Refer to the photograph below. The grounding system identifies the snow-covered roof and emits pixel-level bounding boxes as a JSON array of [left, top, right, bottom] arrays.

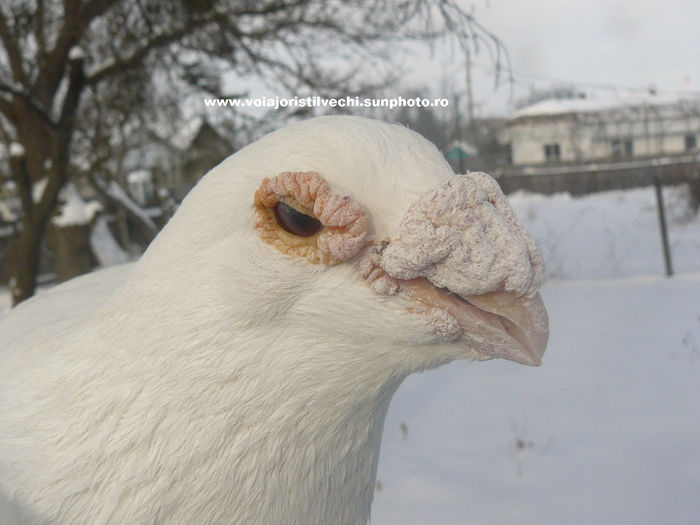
[[508, 93, 700, 120], [52, 184, 102, 227]]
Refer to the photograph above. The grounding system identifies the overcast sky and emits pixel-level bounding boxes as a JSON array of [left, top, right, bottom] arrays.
[[402, 0, 700, 116]]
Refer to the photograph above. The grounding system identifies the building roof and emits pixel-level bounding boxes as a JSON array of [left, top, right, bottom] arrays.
[[508, 93, 700, 121]]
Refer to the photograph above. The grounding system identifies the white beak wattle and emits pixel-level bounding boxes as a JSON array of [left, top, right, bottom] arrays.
[[374, 172, 549, 365]]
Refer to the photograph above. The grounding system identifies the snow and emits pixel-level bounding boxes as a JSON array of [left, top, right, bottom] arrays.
[[0, 287, 8, 316], [9, 142, 25, 157], [52, 184, 101, 227], [509, 93, 699, 120], [171, 116, 204, 150], [91, 176, 158, 234], [86, 57, 115, 79], [126, 170, 152, 185], [105, 180, 158, 232], [0, 200, 17, 222], [127, 170, 154, 206], [68, 46, 85, 61], [31, 177, 48, 203], [509, 186, 700, 279], [107, 180, 156, 231], [1, 186, 699, 522], [373, 274, 700, 524], [90, 216, 130, 267], [50, 185, 130, 265]]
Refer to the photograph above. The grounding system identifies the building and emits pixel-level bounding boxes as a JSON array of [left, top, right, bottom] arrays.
[[122, 118, 234, 201], [500, 95, 700, 166], [0, 119, 235, 285]]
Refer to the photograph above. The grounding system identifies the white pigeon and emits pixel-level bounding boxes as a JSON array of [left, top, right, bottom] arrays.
[[0, 116, 548, 524]]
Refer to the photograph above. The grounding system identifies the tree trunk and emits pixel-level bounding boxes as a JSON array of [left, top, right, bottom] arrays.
[[8, 221, 42, 306], [5, 56, 85, 306], [48, 222, 94, 282]]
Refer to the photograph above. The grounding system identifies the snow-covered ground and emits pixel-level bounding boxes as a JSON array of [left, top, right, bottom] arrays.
[[1, 186, 699, 523], [370, 184, 700, 524], [374, 274, 700, 524], [370, 186, 700, 524]]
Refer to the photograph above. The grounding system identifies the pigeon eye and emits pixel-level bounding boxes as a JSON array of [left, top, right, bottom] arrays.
[[274, 202, 323, 237], [254, 171, 368, 264]]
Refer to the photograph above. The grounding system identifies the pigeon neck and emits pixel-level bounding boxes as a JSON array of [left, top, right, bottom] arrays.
[[93, 291, 404, 523], [240, 376, 400, 523], [153, 360, 403, 523]]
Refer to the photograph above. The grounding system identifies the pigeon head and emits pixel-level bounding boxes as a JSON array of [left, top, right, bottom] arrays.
[[132, 116, 548, 378]]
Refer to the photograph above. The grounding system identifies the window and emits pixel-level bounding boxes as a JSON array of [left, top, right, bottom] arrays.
[[611, 139, 633, 158], [685, 134, 697, 151], [544, 143, 561, 163]]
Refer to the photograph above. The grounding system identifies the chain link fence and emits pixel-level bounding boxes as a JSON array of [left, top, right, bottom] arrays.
[[497, 167, 700, 280]]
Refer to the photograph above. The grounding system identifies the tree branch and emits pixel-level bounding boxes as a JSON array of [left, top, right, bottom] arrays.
[[80, 0, 121, 28], [58, 59, 85, 129], [88, 172, 158, 240], [0, 91, 13, 118], [52, 57, 86, 179], [0, 8, 26, 83], [36, 0, 47, 58], [86, 19, 213, 84], [85, 1, 310, 86], [0, 82, 57, 127], [31, 168, 64, 230], [9, 151, 33, 215], [34, 0, 119, 105]]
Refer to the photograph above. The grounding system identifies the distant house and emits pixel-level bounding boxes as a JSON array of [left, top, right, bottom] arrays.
[[0, 194, 19, 284], [123, 119, 234, 201], [499, 95, 700, 166], [180, 121, 232, 198], [0, 119, 235, 285]]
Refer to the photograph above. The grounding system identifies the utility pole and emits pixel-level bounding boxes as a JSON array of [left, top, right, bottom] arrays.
[[653, 173, 674, 276], [453, 93, 465, 173], [465, 46, 475, 145]]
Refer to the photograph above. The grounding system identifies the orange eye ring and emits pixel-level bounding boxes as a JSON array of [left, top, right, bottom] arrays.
[[254, 171, 368, 264]]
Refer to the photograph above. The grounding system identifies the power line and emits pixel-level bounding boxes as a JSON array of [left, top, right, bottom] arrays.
[[469, 56, 700, 97], [505, 67, 700, 97]]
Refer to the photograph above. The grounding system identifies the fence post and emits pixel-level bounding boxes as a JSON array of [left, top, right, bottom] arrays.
[[653, 174, 674, 276]]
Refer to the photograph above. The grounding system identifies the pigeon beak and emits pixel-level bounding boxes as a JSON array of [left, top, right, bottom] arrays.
[[398, 280, 549, 366], [464, 291, 549, 366]]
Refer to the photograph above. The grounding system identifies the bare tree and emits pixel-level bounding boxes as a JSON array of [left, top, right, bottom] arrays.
[[0, 0, 505, 306]]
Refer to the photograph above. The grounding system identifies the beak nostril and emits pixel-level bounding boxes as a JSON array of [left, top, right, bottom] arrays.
[[372, 240, 389, 255]]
